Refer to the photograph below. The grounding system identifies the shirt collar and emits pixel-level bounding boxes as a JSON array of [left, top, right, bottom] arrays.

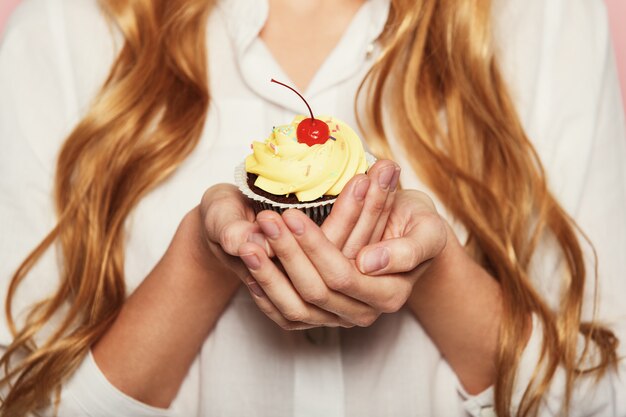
[[217, 0, 390, 63], [217, 0, 391, 111], [216, 0, 269, 55]]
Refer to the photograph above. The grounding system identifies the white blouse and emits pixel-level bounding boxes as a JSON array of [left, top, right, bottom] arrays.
[[1, 0, 625, 416]]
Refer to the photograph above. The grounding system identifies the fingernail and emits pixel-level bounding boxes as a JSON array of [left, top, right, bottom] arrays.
[[353, 177, 370, 201], [258, 219, 280, 239], [361, 247, 390, 273], [378, 166, 396, 190], [240, 253, 261, 270], [248, 233, 271, 255], [389, 167, 401, 192], [247, 280, 266, 298], [283, 214, 304, 236]]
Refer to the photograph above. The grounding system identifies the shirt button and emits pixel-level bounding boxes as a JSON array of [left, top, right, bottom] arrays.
[[304, 327, 328, 346], [479, 406, 496, 417]]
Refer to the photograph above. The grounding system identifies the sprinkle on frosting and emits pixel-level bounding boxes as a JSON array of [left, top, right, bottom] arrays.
[[245, 115, 368, 202]]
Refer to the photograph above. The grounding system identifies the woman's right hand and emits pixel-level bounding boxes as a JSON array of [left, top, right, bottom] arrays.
[[198, 183, 264, 283]]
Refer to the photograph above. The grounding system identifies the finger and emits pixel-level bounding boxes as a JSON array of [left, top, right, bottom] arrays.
[[207, 240, 251, 279], [341, 161, 400, 259], [238, 241, 349, 327], [206, 202, 272, 258], [201, 183, 255, 224], [281, 209, 410, 316], [320, 174, 370, 247], [216, 220, 263, 256], [368, 166, 400, 244], [258, 210, 377, 325], [356, 212, 447, 276], [243, 277, 327, 331], [202, 185, 264, 256], [215, 244, 316, 330], [246, 231, 274, 258]]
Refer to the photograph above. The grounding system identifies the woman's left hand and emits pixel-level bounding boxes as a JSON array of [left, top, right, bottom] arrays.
[[238, 187, 448, 329]]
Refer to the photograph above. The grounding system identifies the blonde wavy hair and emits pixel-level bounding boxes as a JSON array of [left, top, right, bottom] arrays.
[[0, 0, 618, 416]]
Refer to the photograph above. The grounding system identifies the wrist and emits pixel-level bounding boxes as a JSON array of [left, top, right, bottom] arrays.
[[410, 220, 500, 310], [163, 206, 241, 297], [407, 221, 502, 393]]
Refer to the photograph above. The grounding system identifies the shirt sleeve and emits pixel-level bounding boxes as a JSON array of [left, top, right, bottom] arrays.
[[57, 352, 174, 417], [459, 317, 626, 417], [459, 0, 626, 415], [0, 1, 173, 416]]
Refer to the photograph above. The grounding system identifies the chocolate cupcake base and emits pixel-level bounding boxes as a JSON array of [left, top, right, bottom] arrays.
[[234, 153, 376, 226], [234, 163, 337, 226], [248, 199, 334, 226]]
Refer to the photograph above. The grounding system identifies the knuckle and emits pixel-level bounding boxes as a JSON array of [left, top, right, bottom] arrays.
[[326, 272, 353, 292], [270, 249, 296, 268], [302, 286, 330, 307], [283, 308, 308, 323], [252, 272, 272, 288], [279, 320, 296, 331], [368, 198, 387, 214], [342, 243, 362, 260], [256, 301, 276, 317], [300, 238, 323, 257], [381, 201, 392, 217], [354, 311, 380, 327], [276, 247, 297, 263], [219, 224, 240, 255], [202, 185, 229, 211], [379, 291, 407, 314]]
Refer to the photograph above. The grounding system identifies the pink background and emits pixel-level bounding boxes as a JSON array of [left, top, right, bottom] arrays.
[[1, 0, 625, 110]]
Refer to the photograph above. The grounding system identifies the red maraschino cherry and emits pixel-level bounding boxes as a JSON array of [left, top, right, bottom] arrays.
[[271, 78, 330, 146]]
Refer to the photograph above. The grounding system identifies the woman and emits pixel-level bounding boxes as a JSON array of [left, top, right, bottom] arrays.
[[1, 0, 625, 416]]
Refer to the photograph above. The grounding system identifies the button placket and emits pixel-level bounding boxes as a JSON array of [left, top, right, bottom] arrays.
[[293, 327, 344, 416]]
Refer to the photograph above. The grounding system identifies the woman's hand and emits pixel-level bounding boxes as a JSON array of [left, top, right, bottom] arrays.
[[195, 164, 401, 302], [320, 160, 400, 258], [207, 169, 501, 393], [235, 160, 400, 329], [198, 183, 268, 285], [352, 189, 448, 277], [237, 162, 451, 330], [349, 188, 503, 395]]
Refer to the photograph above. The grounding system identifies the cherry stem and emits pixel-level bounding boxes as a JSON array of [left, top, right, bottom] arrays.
[[271, 78, 315, 120]]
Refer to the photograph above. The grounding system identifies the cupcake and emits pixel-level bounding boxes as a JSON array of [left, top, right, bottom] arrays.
[[235, 114, 372, 225]]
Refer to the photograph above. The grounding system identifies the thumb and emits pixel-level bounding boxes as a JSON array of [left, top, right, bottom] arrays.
[[215, 219, 261, 256], [356, 217, 447, 275]]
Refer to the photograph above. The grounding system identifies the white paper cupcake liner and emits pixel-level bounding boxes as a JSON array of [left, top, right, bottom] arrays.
[[234, 153, 377, 225]]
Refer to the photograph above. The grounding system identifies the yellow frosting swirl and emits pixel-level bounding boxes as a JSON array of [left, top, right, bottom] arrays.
[[245, 116, 368, 202]]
